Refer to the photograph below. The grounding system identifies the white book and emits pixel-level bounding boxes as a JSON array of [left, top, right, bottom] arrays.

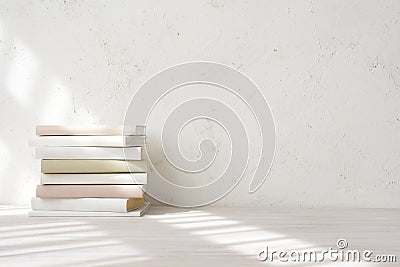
[[36, 125, 146, 136], [31, 198, 145, 213], [29, 202, 150, 217], [41, 173, 147, 184], [29, 136, 145, 147], [35, 147, 141, 160]]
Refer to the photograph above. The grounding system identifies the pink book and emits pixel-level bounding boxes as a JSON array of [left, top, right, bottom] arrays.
[[36, 185, 144, 198]]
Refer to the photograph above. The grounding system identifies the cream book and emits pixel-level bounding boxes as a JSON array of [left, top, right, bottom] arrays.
[[29, 202, 151, 217], [31, 197, 144, 213], [29, 135, 146, 147], [41, 160, 147, 173], [35, 147, 141, 160], [41, 173, 147, 184], [36, 185, 144, 198], [36, 125, 146, 136]]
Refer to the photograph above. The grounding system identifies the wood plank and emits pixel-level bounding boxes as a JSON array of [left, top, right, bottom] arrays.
[[0, 206, 398, 266]]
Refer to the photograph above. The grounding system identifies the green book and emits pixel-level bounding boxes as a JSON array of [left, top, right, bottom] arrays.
[[41, 160, 147, 173]]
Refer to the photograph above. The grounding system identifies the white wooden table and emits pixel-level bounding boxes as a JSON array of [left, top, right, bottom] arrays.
[[0, 205, 399, 266]]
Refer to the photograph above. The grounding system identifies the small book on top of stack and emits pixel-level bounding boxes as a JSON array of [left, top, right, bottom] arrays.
[[29, 125, 150, 217]]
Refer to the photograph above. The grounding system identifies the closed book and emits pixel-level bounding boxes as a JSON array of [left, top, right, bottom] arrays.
[[31, 197, 144, 212], [36, 185, 144, 198], [29, 202, 150, 217], [41, 160, 147, 173], [35, 147, 141, 160], [41, 173, 147, 184], [36, 125, 146, 136], [29, 135, 145, 147]]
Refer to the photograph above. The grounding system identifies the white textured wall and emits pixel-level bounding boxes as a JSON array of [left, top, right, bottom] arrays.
[[0, 0, 399, 207]]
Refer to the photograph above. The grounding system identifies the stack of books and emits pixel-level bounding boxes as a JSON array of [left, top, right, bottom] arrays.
[[29, 125, 150, 217]]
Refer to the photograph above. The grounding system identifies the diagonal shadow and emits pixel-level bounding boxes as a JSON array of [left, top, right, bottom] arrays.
[[1, 205, 394, 266]]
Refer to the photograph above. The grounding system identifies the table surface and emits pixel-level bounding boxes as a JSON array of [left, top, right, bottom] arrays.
[[0, 205, 399, 266]]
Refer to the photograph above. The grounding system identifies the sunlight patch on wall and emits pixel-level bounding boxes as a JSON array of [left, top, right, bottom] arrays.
[[6, 41, 38, 105], [0, 138, 8, 173], [0, 138, 10, 201], [39, 80, 72, 123], [12, 168, 37, 205]]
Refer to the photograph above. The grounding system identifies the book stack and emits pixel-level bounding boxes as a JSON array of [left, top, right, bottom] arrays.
[[29, 125, 150, 217]]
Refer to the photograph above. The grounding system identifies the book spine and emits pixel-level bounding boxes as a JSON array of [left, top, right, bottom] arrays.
[[41, 173, 147, 184], [28, 203, 150, 217], [29, 136, 145, 147], [36, 185, 144, 198], [36, 125, 146, 136], [31, 198, 128, 212], [41, 160, 147, 173], [35, 147, 141, 160]]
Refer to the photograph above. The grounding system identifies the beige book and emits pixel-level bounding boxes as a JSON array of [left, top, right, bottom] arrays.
[[36, 185, 144, 198], [31, 197, 144, 212], [41, 160, 147, 173], [29, 202, 150, 217], [36, 125, 146, 136]]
